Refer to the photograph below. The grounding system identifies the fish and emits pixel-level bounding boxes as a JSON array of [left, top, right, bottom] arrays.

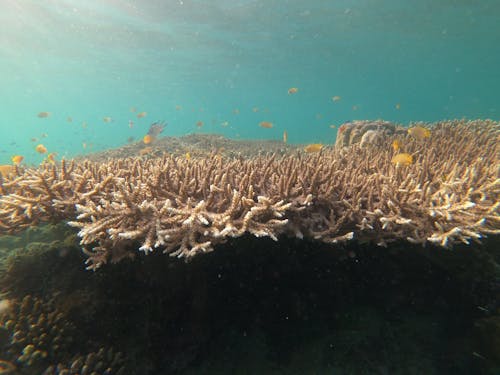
[[82, 142, 87, 149], [175, 105, 182, 111], [37, 111, 50, 118], [130, 106, 137, 112], [329, 124, 336, 129], [252, 107, 259, 113], [408, 126, 431, 140], [221, 121, 230, 127], [137, 111, 147, 118], [395, 103, 401, 110], [391, 153, 413, 166], [259, 121, 273, 129], [147, 121, 166, 137], [143, 134, 153, 144], [283, 130, 288, 143], [35, 144, 47, 154], [288, 87, 299, 94], [11, 155, 23, 164], [196, 121, 204, 128], [233, 108, 240, 115], [67, 116, 73, 123], [127, 136, 135, 143], [128, 120, 134, 128], [40, 133, 48, 138], [46, 152, 57, 164], [392, 139, 401, 152], [30, 137, 38, 142], [103, 116, 112, 123], [332, 96, 341, 102], [0, 165, 14, 178], [304, 144, 323, 153], [352, 105, 358, 111], [82, 122, 88, 129], [186, 152, 191, 160]]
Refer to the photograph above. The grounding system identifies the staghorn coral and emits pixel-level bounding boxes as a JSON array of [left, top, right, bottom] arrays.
[[0, 120, 498, 269]]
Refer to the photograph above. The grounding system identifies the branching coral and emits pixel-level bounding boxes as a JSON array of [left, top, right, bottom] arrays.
[[0, 120, 498, 269]]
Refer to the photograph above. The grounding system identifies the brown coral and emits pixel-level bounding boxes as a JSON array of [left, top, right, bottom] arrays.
[[0, 120, 498, 269]]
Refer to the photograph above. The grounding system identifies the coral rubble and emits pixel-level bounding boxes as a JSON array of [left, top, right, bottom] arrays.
[[0, 119, 498, 269]]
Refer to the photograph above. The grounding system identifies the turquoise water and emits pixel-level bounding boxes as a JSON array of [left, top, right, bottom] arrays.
[[1, 0, 499, 164]]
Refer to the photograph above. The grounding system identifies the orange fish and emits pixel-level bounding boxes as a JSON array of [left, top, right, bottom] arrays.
[[392, 139, 401, 152], [137, 111, 147, 118], [283, 130, 288, 143], [143, 134, 153, 144], [37, 111, 50, 118], [391, 153, 413, 166], [196, 121, 204, 128], [35, 144, 47, 154], [288, 87, 299, 95], [259, 121, 273, 129], [332, 96, 341, 102], [304, 144, 323, 153], [11, 155, 24, 164]]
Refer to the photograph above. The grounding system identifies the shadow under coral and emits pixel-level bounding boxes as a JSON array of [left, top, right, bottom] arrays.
[[1, 225, 499, 375]]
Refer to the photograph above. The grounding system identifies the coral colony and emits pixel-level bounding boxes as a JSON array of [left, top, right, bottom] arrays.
[[0, 120, 498, 270]]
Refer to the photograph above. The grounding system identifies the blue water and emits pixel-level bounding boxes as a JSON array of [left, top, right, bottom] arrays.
[[1, 0, 499, 165]]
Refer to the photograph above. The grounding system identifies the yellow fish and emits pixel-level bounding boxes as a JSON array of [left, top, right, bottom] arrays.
[[143, 134, 153, 144], [304, 143, 323, 153], [259, 121, 273, 129], [391, 153, 413, 166], [288, 87, 299, 95], [392, 139, 401, 152], [37, 111, 50, 118], [35, 144, 47, 154], [11, 155, 24, 164], [408, 126, 431, 140], [332, 96, 341, 102], [186, 152, 191, 160], [283, 130, 288, 143]]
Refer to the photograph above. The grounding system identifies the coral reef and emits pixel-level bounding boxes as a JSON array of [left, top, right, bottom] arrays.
[[0, 119, 498, 269]]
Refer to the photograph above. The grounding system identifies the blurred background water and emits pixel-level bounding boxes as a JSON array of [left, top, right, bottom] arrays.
[[1, 0, 499, 165]]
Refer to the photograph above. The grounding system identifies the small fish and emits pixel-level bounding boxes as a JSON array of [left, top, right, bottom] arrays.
[[147, 121, 166, 137], [127, 136, 135, 143], [103, 116, 112, 123], [395, 103, 401, 110], [37, 111, 50, 118], [329, 124, 336, 129], [221, 121, 229, 127], [81, 122, 88, 129], [352, 105, 358, 111], [196, 121, 204, 128], [252, 107, 259, 113], [332, 96, 341, 102], [288, 87, 299, 95], [128, 120, 134, 129], [391, 153, 413, 166], [46, 152, 57, 164], [259, 121, 273, 129], [186, 152, 191, 160], [283, 130, 288, 143], [315, 113, 323, 120], [408, 126, 431, 140], [35, 144, 47, 154], [143, 134, 153, 144], [175, 105, 182, 111], [304, 143, 323, 153], [130, 106, 137, 112], [30, 137, 38, 142], [137, 111, 147, 119], [11, 155, 24, 164], [392, 139, 401, 152], [67, 116, 73, 123], [82, 142, 87, 149], [40, 133, 48, 138], [233, 108, 240, 115]]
